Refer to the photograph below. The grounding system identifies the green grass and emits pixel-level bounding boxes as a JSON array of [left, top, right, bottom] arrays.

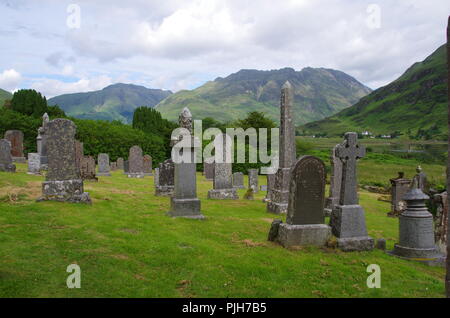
[[0, 163, 446, 298]]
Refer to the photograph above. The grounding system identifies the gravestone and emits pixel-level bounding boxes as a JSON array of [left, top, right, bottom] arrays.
[[433, 191, 448, 255], [154, 167, 160, 187], [128, 146, 144, 178], [270, 156, 331, 247], [324, 145, 343, 216], [411, 165, 429, 193], [143, 154, 153, 176], [155, 159, 175, 196], [168, 107, 204, 219], [232, 172, 245, 189], [203, 158, 214, 180], [330, 132, 374, 251], [267, 81, 296, 214], [0, 139, 16, 172], [110, 162, 117, 171], [81, 156, 98, 182], [208, 133, 238, 200], [117, 157, 124, 170], [263, 173, 275, 203], [74, 140, 84, 176], [243, 187, 254, 200], [248, 169, 259, 193], [4, 130, 26, 163], [27, 153, 41, 175], [124, 160, 129, 173], [97, 153, 111, 176], [37, 118, 91, 204], [388, 172, 411, 217], [37, 113, 49, 169], [389, 186, 444, 265]]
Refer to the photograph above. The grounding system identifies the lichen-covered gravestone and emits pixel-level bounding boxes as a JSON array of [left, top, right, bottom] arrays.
[[143, 154, 153, 176], [248, 169, 259, 193], [117, 157, 124, 170], [37, 118, 91, 204], [269, 156, 331, 247], [0, 139, 16, 172], [207, 133, 238, 200], [324, 145, 342, 216], [81, 156, 98, 182], [155, 159, 175, 196], [127, 146, 144, 178], [388, 172, 411, 217], [27, 153, 41, 175], [433, 191, 448, 255], [97, 153, 111, 176], [232, 172, 245, 189], [330, 132, 373, 251], [4, 130, 26, 163]]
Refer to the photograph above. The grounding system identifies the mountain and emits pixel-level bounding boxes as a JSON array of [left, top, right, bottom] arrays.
[[301, 44, 448, 139], [48, 83, 173, 123], [0, 88, 12, 107], [155, 67, 372, 125]]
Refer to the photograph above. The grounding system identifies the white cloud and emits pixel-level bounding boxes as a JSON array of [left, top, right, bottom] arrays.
[[0, 69, 22, 92]]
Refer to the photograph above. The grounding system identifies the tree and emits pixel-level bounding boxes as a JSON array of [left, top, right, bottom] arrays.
[[11, 89, 47, 117]]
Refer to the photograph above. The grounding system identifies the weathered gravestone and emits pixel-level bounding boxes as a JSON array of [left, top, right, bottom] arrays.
[[208, 133, 238, 200], [203, 158, 214, 181], [324, 145, 342, 217], [124, 160, 129, 174], [27, 153, 41, 175], [128, 146, 144, 178], [232, 172, 245, 189], [168, 107, 204, 219], [248, 169, 259, 193], [117, 157, 124, 170], [389, 185, 444, 265], [269, 156, 331, 247], [330, 132, 374, 251], [155, 159, 174, 196], [263, 173, 276, 203], [143, 154, 153, 176], [74, 140, 84, 176], [80, 156, 98, 182], [433, 191, 448, 255], [37, 113, 49, 170], [97, 153, 111, 176], [0, 139, 16, 172], [110, 162, 117, 171], [388, 172, 411, 217], [4, 130, 26, 163], [411, 165, 429, 193], [267, 81, 296, 214], [154, 167, 160, 187], [37, 118, 91, 204]]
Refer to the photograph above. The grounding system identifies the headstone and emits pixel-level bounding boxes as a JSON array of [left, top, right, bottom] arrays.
[[248, 169, 259, 193], [154, 167, 160, 187], [128, 146, 144, 178], [97, 153, 111, 176], [4, 130, 26, 163], [37, 113, 49, 169], [388, 172, 411, 217], [124, 160, 129, 173], [389, 186, 444, 265], [74, 140, 84, 176], [330, 132, 374, 251], [324, 145, 343, 216], [110, 162, 117, 171], [155, 159, 175, 196], [203, 158, 214, 180], [117, 157, 124, 170], [27, 153, 41, 175], [168, 107, 204, 219], [271, 156, 331, 247], [434, 192, 448, 255], [243, 187, 254, 200], [263, 173, 275, 203], [267, 81, 296, 214], [0, 139, 16, 172], [143, 154, 153, 176], [37, 118, 91, 204], [411, 165, 429, 193], [208, 133, 238, 200], [376, 238, 387, 251], [232, 172, 245, 189], [80, 156, 98, 182]]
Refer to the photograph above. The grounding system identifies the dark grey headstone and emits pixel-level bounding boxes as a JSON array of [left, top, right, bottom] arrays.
[[268, 219, 283, 241], [203, 158, 214, 180], [124, 160, 129, 173], [81, 156, 97, 181], [325, 144, 343, 216], [128, 145, 144, 178], [0, 139, 16, 172], [155, 159, 175, 196], [117, 157, 124, 170], [143, 154, 153, 176]]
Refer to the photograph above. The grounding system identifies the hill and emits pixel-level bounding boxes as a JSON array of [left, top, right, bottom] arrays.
[[301, 44, 448, 139], [155, 67, 371, 125], [48, 83, 172, 123], [0, 88, 12, 107]]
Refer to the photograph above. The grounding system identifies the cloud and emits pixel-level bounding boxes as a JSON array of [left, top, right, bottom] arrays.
[[0, 69, 22, 92]]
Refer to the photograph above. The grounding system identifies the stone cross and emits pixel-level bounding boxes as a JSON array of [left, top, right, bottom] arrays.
[[335, 132, 365, 205]]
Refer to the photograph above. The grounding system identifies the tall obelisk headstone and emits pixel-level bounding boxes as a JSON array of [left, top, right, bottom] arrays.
[[37, 118, 91, 204], [330, 132, 373, 251], [446, 15, 450, 298], [168, 108, 204, 219], [267, 81, 296, 214]]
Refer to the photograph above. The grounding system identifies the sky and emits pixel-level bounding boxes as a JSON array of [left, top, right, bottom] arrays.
[[0, 0, 449, 98]]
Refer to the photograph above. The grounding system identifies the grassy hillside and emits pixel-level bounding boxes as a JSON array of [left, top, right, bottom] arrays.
[[301, 45, 448, 138], [0, 88, 12, 107], [0, 162, 446, 297], [156, 67, 372, 126], [48, 83, 172, 124]]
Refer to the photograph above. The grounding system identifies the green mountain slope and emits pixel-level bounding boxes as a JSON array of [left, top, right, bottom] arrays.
[[301, 44, 448, 138], [0, 88, 12, 107], [48, 83, 172, 123], [155, 67, 372, 125]]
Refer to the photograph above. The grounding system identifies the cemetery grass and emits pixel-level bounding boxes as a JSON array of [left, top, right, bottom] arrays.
[[0, 164, 445, 298]]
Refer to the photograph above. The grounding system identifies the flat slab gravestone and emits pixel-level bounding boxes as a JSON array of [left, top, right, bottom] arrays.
[[128, 146, 144, 178], [155, 159, 175, 196], [81, 156, 98, 182], [232, 172, 245, 189], [143, 154, 153, 176], [203, 159, 214, 180], [117, 157, 124, 170], [27, 153, 41, 175], [97, 153, 111, 176]]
